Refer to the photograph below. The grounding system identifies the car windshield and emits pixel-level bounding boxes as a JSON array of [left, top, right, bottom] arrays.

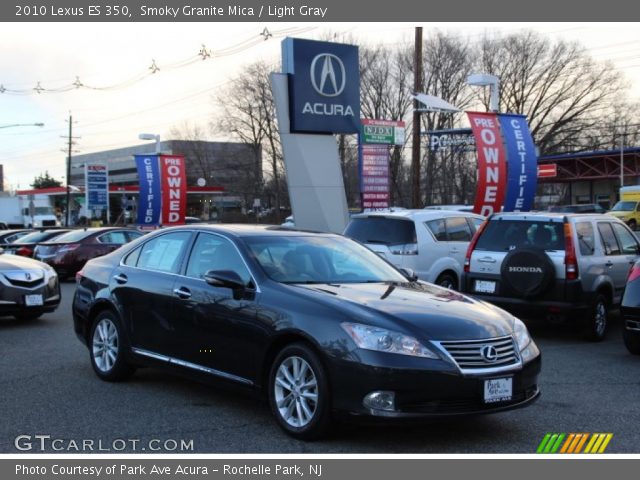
[[243, 235, 408, 284], [475, 220, 565, 252], [611, 201, 637, 211], [344, 217, 416, 245]]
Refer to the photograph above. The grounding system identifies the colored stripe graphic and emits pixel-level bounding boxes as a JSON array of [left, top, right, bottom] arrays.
[[537, 433, 613, 453]]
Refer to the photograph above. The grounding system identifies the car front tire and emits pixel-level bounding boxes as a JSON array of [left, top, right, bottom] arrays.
[[268, 342, 331, 440], [89, 310, 135, 381]]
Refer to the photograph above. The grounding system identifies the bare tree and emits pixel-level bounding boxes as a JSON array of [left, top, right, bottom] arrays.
[[215, 61, 285, 222]]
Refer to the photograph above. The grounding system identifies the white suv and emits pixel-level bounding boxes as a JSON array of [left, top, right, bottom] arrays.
[[344, 210, 484, 290]]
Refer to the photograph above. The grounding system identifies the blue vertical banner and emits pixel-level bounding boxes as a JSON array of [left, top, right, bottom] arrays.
[[134, 154, 161, 226], [85, 162, 109, 218], [499, 114, 538, 212]]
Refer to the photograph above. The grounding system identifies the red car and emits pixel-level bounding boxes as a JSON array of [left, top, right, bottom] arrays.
[[34, 228, 143, 278]]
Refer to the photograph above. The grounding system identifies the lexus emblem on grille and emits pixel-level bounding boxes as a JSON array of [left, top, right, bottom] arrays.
[[480, 345, 498, 363], [24, 272, 31, 281]]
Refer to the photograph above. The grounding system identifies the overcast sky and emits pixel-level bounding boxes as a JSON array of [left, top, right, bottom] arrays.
[[1, 22, 639, 190]]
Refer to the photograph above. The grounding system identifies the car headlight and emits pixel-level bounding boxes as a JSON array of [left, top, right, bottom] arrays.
[[513, 318, 539, 362], [341, 322, 439, 359]]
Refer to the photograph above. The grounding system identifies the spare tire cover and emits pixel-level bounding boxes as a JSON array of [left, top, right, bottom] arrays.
[[500, 248, 555, 298]]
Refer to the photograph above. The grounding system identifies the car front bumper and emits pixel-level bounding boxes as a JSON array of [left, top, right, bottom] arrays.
[[326, 350, 541, 418]]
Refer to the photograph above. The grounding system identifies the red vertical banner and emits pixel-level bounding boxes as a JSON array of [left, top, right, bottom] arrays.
[[160, 155, 187, 225], [467, 112, 507, 216]]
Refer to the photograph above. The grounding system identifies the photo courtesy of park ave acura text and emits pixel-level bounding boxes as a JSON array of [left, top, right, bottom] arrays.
[[2, 16, 640, 455]]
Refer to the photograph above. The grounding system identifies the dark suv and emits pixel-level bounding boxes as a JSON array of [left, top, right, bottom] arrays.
[[462, 212, 640, 341]]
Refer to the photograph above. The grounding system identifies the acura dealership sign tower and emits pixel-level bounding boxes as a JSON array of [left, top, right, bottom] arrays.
[[271, 38, 360, 233]]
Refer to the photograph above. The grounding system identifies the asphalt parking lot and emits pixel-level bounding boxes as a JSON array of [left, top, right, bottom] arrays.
[[1, 281, 639, 453]]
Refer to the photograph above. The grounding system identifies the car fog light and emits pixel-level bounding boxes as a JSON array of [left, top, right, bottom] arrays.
[[363, 391, 396, 412]]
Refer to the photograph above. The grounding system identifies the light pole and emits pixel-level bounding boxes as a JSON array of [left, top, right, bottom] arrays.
[[0, 122, 44, 129], [467, 73, 500, 112], [138, 133, 161, 154]]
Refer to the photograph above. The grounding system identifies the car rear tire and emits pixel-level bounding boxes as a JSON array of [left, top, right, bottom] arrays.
[[268, 342, 331, 440], [435, 272, 458, 290], [583, 294, 609, 342], [89, 311, 135, 381], [623, 328, 640, 354]]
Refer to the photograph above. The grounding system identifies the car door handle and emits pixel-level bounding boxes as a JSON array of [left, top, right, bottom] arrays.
[[113, 273, 128, 284], [173, 287, 192, 299], [478, 257, 497, 263], [450, 248, 460, 253], [605, 261, 613, 268]]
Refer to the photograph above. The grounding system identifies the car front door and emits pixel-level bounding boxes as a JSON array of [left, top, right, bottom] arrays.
[[168, 232, 262, 382], [110, 231, 193, 355]]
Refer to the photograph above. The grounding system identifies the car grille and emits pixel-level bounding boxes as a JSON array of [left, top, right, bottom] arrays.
[[436, 336, 519, 371], [624, 313, 640, 332], [2, 270, 45, 288], [42, 220, 56, 227]]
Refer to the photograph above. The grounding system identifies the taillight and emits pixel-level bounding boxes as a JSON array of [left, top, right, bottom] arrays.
[[628, 263, 640, 283], [464, 219, 489, 273], [564, 221, 579, 280], [16, 246, 33, 257], [59, 243, 80, 253], [390, 243, 419, 255]]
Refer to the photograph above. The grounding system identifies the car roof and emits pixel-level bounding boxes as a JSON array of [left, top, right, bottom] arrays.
[[157, 224, 340, 238], [351, 209, 484, 221], [490, 211, 616, 222]]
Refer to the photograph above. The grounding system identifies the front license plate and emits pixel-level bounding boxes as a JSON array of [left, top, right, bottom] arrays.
[[475, 280, 496, 294], [25, 294, 43, 306], [484, 377, 513, 403]]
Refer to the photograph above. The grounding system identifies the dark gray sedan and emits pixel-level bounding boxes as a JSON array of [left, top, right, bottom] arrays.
[[0, 249, 60, 321]]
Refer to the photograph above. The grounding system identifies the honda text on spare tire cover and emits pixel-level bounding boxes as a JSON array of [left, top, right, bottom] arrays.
[[462, 212, 640, 341]]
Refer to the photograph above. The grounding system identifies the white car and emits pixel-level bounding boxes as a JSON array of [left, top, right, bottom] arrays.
[[344, 209, 484, 290]]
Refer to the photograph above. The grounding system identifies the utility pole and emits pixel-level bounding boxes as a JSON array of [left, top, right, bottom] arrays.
[[62, 114, 80, 227], [411, 26, 423, 209]]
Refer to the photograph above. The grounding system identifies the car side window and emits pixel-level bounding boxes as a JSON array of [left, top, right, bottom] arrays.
[[136, 232, 191, 273], [612, 223, 640, 255], [445, 217, 473, 242], [126, 231, 143, 242], [597, 223, 621, 256], [467, 217, 483, 232], [185, 233, 252, 285], [636, 203, 640, 212], [575, 222, 595, 256], [98, 231, 128, 245], [123, 246, 141, 266], [425, 219, 447, 242]]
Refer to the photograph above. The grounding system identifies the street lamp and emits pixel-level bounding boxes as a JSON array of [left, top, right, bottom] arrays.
[[0, 123, 44, 129], [467, 73, 500, 112], [138, 133, 161, 154]]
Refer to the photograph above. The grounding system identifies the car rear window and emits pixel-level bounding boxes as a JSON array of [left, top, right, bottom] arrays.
[[475, 220, 565, 252], [344, 217, 417, 245]]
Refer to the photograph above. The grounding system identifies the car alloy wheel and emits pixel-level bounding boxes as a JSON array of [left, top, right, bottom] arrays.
[[269, 343, 331, 439], [584, 294, 608, 342], [92, 317, 118, 373], [274, 356, 318, 428], [89, 311, 135, 381], [436, 273, 457, 290]]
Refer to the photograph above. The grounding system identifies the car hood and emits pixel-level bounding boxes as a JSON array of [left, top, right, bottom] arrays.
[[290, 282, 515, 341], [0, 253, 48, 271]]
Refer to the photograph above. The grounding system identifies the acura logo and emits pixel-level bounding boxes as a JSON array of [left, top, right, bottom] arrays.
[[480, 345, 498, 363], [310, 53, 346, 97]]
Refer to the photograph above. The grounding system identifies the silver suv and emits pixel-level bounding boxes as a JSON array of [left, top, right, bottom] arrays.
[[462, 212, 640, 341]]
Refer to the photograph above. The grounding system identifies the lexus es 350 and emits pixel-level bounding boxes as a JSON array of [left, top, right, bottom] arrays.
[[73, 225, 541, 439]]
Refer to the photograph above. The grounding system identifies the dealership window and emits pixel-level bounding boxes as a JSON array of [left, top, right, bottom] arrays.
[[597, 223, 621, 256], [575, 222, 595, 256]]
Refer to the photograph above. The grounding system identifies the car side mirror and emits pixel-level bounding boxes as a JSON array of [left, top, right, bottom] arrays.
[[204, 270, 246, 297], [399, 268, 418, 282]]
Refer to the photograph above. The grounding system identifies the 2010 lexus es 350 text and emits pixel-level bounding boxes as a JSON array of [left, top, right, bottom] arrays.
[[73, 225, 541, 439]]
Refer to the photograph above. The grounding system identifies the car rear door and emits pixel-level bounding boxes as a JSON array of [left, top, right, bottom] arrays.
[[110, 231, 193, 355], [443, 216, 475, 266], [597, 222, 632, 302]]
